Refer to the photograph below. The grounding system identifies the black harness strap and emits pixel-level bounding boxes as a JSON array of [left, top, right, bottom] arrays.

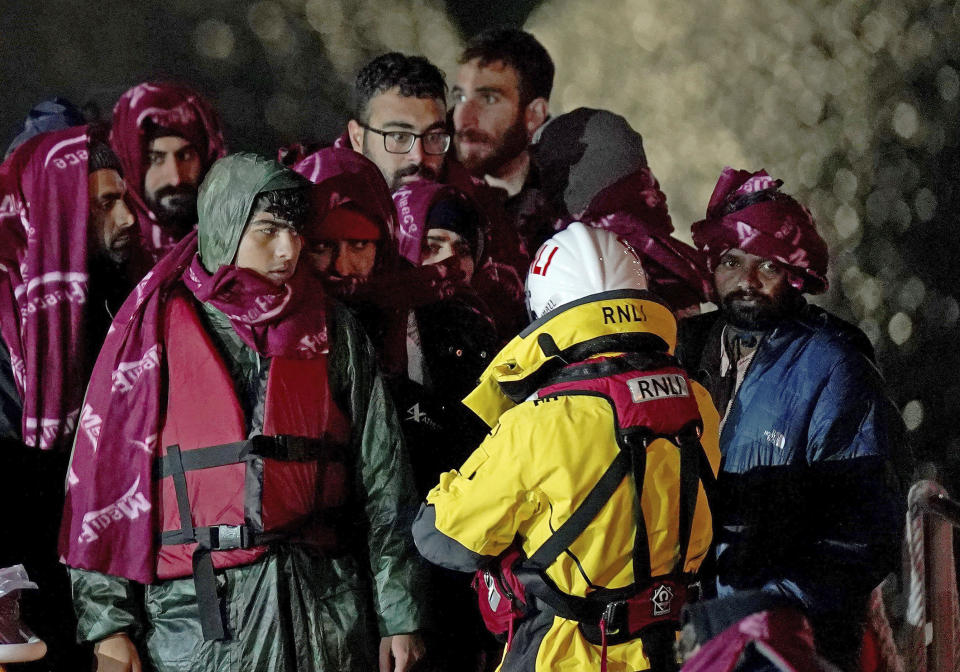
[[155, 440, 252, 479], [154, 435, 330, 480], [624, 429, 652, 582], [513, 394, 714, 661], [191, 546, 224, 640], [525, 450, 630, 570], [165, 445, 195, 544]]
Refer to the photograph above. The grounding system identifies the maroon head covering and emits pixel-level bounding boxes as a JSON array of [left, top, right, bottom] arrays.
[[292, 146, 400, 276], [0, 126, 94, 450], [691, 168, 829, 295], [392, 181, 484, 266], [110, 82, 226, 261]]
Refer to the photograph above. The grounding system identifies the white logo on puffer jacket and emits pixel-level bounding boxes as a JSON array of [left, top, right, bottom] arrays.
[[764, 429, 786, 451]]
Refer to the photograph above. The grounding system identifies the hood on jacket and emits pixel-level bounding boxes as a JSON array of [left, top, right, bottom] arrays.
[[531, 107, 711, 311], [463, 289, 677, 427], [196, 152, 310, 272], [292, 146, 401, 277], [532, 107, 648, 220]]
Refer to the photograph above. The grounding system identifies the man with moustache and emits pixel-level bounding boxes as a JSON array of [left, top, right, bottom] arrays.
[[675, 168, 907, 670], [110, 81, 226, 263], [346, 53, 450, 192], [0, 127, 138, 670], [452, 28, 559, 256]]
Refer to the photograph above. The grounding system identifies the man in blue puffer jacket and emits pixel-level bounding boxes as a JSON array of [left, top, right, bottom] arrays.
[[676, 167, 908, 671]]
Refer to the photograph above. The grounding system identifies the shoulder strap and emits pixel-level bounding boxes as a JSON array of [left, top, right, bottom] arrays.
[[523, 409, 713, 584], [525, 448, 631, 570]]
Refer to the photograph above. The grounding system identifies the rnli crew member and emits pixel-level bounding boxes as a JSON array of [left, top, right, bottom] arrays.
[[414, 222, 721, 671], [60, 153, 426, 672]]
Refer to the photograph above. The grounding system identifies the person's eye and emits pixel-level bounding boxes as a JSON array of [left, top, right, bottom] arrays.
[[178, 147, 198, 162], [387, 132, 411, 144], [759, 261, 782, 275], [483, 94, 497, 105], [258, 226, 277, 236], [720, 256, 738, 268], [452, 92, 466, 104], [312, 241, 332, 253], [148, 153, 164, 166], [349, 241, 370, 251]]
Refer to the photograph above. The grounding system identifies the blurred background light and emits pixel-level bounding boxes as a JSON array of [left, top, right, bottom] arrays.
[[903, 400, 924, 431]]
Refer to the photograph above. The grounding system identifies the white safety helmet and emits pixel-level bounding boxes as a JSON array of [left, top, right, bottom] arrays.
[[525, 222, 648, 321]]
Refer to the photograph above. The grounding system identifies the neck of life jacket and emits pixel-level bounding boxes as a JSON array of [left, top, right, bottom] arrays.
[[154, 289, 351, 640]]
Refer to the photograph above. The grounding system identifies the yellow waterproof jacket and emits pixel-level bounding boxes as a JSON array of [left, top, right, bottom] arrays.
[[413, 291, 720, 672]]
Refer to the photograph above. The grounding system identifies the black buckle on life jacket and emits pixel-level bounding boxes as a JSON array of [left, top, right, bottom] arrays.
[[602, 600, 626, 635]]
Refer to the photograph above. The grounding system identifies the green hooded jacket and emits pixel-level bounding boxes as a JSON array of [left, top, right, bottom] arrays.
[[70, 154, 426, 671]]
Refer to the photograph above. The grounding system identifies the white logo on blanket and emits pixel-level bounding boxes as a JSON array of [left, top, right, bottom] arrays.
[[78, 476, 151, 544], [112, 345, 161, 393], [79, 404, 102, 449]]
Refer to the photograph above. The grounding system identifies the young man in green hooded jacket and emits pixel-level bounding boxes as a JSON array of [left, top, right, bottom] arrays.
[[61, 153, 426, 671]]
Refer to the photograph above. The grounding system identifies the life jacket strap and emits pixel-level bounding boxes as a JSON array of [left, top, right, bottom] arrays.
[[154, 435, 334, 480], [156, 436, 331, 641]]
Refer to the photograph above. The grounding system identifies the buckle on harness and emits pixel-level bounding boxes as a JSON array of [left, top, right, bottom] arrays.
[[205, 525, 247, 550], [602, 600, 625, 635]]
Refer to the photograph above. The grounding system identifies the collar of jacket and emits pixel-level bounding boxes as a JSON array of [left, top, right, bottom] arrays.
[[463, 289, 676, 427]]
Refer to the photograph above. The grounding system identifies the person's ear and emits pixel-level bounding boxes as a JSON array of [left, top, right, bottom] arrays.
[[347, 120, 364, 153], [524, 98, 549, 140]]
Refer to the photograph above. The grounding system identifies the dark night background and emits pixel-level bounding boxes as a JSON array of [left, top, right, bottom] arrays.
[[2, 0, 958, 487]]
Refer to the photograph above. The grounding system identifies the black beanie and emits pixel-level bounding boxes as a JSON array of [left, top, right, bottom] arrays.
[[426, 194, 484, 263]]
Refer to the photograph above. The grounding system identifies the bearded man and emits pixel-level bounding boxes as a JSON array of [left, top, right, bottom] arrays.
[[345, 53, 450, 192], [110, 81, 226, 262], [675, 168, 908, 671], [452, 28, 558, 257]]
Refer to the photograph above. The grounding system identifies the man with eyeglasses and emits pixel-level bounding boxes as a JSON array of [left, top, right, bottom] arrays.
[[347, 53, 450, 192]]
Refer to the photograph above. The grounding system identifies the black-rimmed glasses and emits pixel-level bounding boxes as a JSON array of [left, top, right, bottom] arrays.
[[359, 123, 451, 155]]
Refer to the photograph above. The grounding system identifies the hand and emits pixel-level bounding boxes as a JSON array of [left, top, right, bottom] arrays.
[[93, 632, 142, 672], [379, 633, 425, 672]]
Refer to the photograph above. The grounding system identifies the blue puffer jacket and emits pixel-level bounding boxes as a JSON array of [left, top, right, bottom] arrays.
[[677, 305, 908, 665]]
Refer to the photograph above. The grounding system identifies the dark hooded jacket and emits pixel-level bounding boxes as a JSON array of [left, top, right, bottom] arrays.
[[390, 180, 498, 496], [532, 107, 712, 314], [68, 153, 425, 671]]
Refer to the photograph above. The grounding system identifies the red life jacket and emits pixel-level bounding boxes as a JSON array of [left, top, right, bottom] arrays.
[[154, 290, 351, 639]]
